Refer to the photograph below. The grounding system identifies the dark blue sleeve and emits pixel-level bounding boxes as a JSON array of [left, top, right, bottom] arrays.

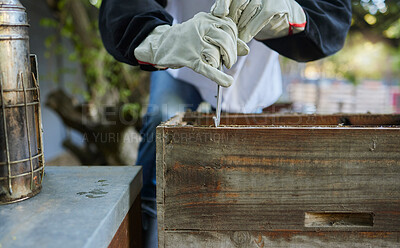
[[262, 0, 352, 62], [99, 0, 173, 69], [99, 0, 352, 66]]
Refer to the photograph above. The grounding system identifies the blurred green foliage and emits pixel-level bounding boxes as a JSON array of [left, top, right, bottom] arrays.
[[352, 0, 400, 45], [297, 0, 400, 84], [43, 0, 148, 123]]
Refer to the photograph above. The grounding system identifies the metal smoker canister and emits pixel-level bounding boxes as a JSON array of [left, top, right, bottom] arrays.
[[0, 0, 44, 204]]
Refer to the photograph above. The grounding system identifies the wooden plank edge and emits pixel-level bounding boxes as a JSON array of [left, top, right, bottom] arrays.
[[156, 126, 166, 248], [163, 230, 400, 247]]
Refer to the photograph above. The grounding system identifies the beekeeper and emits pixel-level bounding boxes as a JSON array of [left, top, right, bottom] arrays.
[[99, 0, 352, 247]]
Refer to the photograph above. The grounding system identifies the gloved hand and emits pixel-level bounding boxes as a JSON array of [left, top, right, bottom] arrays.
[[134, 12, 249, 87], [211, 0, 307, 43]]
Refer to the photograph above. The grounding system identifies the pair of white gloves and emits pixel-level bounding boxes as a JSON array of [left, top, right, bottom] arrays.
[[134, 0, 307, 87]]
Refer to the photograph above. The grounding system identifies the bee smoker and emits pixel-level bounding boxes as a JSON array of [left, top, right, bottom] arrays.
[[0, 0, 45, 204]]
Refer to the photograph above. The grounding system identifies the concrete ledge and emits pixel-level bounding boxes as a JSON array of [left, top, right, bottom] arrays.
[[0, 165, 142, 248]]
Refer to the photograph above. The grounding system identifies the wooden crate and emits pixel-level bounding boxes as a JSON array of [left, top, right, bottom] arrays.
[[156, 113, 400, 247]]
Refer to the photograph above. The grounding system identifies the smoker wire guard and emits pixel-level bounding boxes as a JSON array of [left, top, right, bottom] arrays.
[[0, 55, 45, 204]]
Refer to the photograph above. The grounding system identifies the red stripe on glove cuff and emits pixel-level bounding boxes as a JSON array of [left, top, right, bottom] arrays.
[[137, 60, 168, 70], [137, 60, 157, 66], [288, 21, 307, 36]]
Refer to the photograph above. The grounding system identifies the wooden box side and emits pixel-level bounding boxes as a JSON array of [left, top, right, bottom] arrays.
[[160, 126, 400, 231], [157, 113, 400, 247]]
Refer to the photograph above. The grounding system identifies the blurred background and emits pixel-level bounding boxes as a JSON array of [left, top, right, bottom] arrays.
[[21, 0, 400, 165]]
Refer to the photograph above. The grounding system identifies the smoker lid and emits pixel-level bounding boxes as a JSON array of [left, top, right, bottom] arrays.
[[0, 0, 24, 8], [0, 0, 27, 26]]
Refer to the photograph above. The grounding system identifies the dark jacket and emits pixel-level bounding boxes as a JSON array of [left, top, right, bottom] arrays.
[[99, 0, 352, 70]]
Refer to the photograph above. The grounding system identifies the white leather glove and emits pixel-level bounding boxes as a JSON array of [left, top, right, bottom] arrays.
[[211, 0, 307, 43], [134, 12, 249, 87]]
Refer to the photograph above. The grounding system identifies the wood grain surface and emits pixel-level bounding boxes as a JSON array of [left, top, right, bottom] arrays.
[[157, 114, 400, 247], [183, 113, 400, 127], [163, 231, 400, 248], [108, 196, 142, 248]]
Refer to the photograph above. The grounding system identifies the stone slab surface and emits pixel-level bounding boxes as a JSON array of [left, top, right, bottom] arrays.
[[0, 166, 142, 248]]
